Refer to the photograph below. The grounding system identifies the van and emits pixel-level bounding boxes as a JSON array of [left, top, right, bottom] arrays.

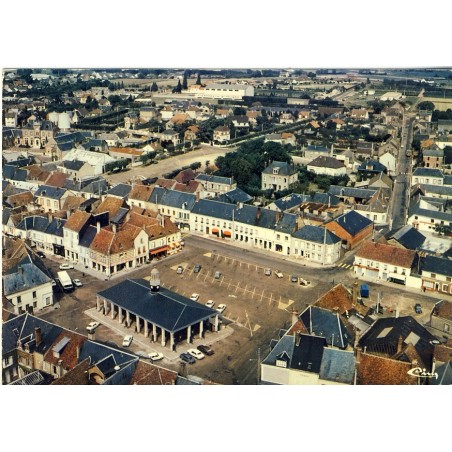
[[214, 271, 221, 279]]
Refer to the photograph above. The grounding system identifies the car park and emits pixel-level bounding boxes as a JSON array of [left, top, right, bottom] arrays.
[[216, 304, 226, 314], [72, 278, 83, 287], [414, 303, 422, 314], [190, 293, 200, 301], [59, 263, 74, 270], [122, 335, 133, 347], [187, 348, 205, 360], [265, 268, 272, 276], [205, 300, 215, 308], [176, 265, 184, 274], [180, 352, 195, 364], [194, 264, 202, 273], [86, 321, 100, 333], [197, 344, 214, 356]]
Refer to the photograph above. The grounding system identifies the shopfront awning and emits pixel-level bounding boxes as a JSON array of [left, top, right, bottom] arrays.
[[212, 228, 219, 234], [223, 231, 231, 237], [150, 245, 170, 255]]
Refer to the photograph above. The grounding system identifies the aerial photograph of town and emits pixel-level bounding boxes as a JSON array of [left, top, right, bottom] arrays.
[[3, 65, 451, 387]]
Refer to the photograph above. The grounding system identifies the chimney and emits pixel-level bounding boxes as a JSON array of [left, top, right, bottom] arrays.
[[18, 265, 23, 275], [48, 212, 53, 222], [291, 308, 299, 325], [397, 335, 404, 354], [112, 223, 117, 233], [256, 207, 261, 222], [96, 221, 100, 233], [179, 361, 187, 378], [35, 327, 42, 346], [196, 191, 200, 202], [76, 344, 81, 360], [352, 280, 360, 304]]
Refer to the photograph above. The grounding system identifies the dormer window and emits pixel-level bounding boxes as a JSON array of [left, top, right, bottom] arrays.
[[273, 167, 280, 175]]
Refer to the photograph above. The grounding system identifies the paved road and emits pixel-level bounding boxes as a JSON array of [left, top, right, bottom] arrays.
[[389, 114, 415, 232], [106, 144, 235, 184]]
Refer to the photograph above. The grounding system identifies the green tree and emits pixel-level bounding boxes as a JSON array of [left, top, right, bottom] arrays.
[[173, 80, 182, 93], [444, 146, 452, 165], [196, 73, 202, 85], [182, 72, 188, 90], [418, 101, 435, 111], [151, 82, 158, 92]]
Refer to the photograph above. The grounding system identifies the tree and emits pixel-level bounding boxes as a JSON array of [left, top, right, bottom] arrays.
[[233, 107, 247, 116], [182, 72, 188, 90], [196, 73, 202, 85], [190, 161, 201, 171], [151, 82, 158, 92], [173, 80, 182, 94], [444, 146, 452, 165], [418, 101, 435, 111]]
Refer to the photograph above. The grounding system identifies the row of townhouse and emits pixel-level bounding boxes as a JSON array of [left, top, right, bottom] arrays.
[[353, 240, 452, 296]]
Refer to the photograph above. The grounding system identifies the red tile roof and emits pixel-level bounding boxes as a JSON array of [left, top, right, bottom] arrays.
[[314, 283, 368, 316], [129, 185, 153, 202], [46, 172, 68, 188], [356, 241, 416, 268], [64, 211, 91, 232], [358, 353, 416, 385], [44, 330, 86, 372], [94, 196, 126, 220], [129, 361, 177, 385]]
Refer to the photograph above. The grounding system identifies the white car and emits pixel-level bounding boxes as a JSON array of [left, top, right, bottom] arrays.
[[86, 321, 100, 333], [190, 293, 200, 301], [122, 335, 133, 347], [216, 304, 226, 314], [72, 278, 83, 287], [148, 352, 164, 362], [205, 300, 215, 308], [59, 263, 74, 270], [187, 348, 205, 360]]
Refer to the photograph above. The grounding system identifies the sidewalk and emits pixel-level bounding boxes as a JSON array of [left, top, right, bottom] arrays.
[[85, 306, 234, 363]]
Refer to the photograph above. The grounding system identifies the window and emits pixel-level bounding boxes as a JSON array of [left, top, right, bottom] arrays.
[[445, 323, 450, 333], [431, 273, 436, 278], [32, 291, 37, 298], [17, 296, 22, 304], [447, 277, 451, 283]]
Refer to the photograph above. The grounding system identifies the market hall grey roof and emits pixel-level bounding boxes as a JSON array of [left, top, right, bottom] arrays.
[[97, 279, 217, 332], [292, 225, 341, 245]]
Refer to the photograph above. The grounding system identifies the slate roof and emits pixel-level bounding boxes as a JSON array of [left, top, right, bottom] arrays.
[[412, 167, 444, 178], [390, 225, 426, 250], [63, 160, 85, 171], [107, 183, 132, 199], [308, 155, 345, 169], [299, 306, 353, 348], [34, 185, 67, 200], [3, 254, 53, 296], [432, 362, 452, 385], [416, 184, 452, 196], [409, 203, 452, 222], [357, 241, 416, 268], [423, 148, 444, 157], [16, 215, 50, 233], [261, 161, 297, 176], [45, 218, 66, 237], [421, 255, 452, 278], [311, 192, 341, 206], [328, 185, 377, 200], [271, 193, 310, 211], [79, 225, 98, 248], [327, 210, 373, 236], [215, 187, 253, 205], [318, 348, 355, 384], [97, 279, 217, 332], [358, 159, 387, 173], [79, 340, 137, 368], [292, 225, 341, 245], [150, 187, 197, 210], [195, 174, 235, 186], [290, 334, 327, 373], [358, 316, 436, 369]]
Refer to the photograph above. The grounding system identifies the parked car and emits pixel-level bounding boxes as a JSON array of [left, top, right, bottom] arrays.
[[72, 278, 83, 287], [205, 300, 215, 308], [265, 268, 272, 276], [122, 335, 133, 347], [148, 352, 164, 362], [291, 274, 298, 283], [36, 251, 45, 258], [194, 264, 202, 273], [190, 293, 200, 301], [275, 270, 283, 278], [197, 344, 214, 356], [59, 263, 74, 270], [187, 348, 205, 360], [86, 321, 100, 333], [414, 303, 422, 314], [214, 271, 221, 279], [180, 352, 195, 364], [176, 265, 183, 274], [216, 304, 226, 314]]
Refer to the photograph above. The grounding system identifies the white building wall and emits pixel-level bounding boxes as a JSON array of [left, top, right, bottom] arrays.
[[6, 282, 53, 315]]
